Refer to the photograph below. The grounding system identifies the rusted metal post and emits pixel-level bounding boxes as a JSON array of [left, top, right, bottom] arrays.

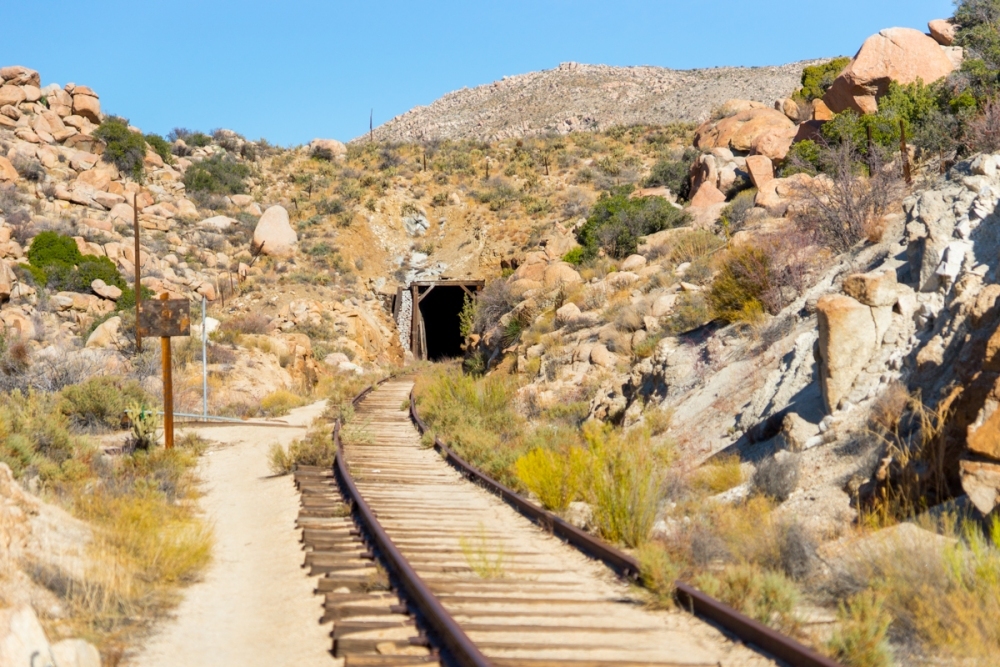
[[160, 293, 174, 449], [900, 119, 912, 185], [133, 192, 142, 350]]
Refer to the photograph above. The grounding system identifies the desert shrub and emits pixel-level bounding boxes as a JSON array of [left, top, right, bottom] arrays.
[[718, 188, 757, 235], [414, 363, 528, 486], [470, 279, 518, 335], [94, 117, 147, 181], [709, 244, 774, 323], [792, 141, 903, 252], [642, 148, 698, 199], [182, 154, 250, 195], [562, 247, 585, 265], [781, 139, 823, 176], [779, 521, 817, 580], [694, 564, 799, 631], [59, 376, 148, 432], [270, 425, 334, 472], [260, 389, 307, 417], [827, 591, 893, 667], [663, 292, 711, 334], [476, 178, 519, 211], [955, 0, 1000, 100], [643, 405, 672, 435], [792, 57, 851, 102], [13, 154, 45, 181], [27, 230, 81, 267], [638, 542, 682, 608], [584, 421, 668, 547], [145, 133, 174, 164], [576, 186, 689, 259], [0, 389, 89, 481], [514, 446, 587, 511], [752, 454, 801, 502], [967, 96, 1000, 153], [691, 454, 743, 494]]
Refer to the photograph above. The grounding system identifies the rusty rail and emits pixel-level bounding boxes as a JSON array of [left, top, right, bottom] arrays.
[[332, 377, 491, 667], [409, 389, 842, 667]]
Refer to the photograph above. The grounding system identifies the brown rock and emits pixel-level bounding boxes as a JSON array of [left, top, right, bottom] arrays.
[[21, 84, 41, 103], [961, 458, 1000, 514], [715, 99, 768, 118], [72, 93, 101, 123], [843, 270, 898, 307], [689, 181, 727, 208], [928, 19, 957, 46], [695, 107, 793, 151], [816, 294, 878, 413], [91, 279, 122, 301], [0, 66, 39, 86], [777, 98, 801, 122], [590, 343, 616, 368], [745, 155, 774, 188], [811, 99, 835, 121], [823, 28, 957, 115], [0, 157, 17, 182], [76, 168, 113, 191], [0, 85, 25, 107]]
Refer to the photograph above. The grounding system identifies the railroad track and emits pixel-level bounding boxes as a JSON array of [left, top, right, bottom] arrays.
[[294, 378, 840, 667]]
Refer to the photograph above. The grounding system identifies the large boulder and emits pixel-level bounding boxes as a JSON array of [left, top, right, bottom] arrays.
[[542, 262, 582, 288], [816, 295, 879, 413], [309, 139, 347, 160], [928, 19, 957, 46], [71, 91, 101, 123], [823, 28, 957, 115], [86, 316, 122, 349], [0, 606, 56, 667], [0, 66, 40, 86], [0, 85, 26, 108], [695, 107, 795, 153], [252, 205, 297, 257]]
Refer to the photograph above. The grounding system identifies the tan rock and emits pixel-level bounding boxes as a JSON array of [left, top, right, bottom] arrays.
[[0, 157, 18, 182], [86, 316, 122, 348], [745, 155, 774, 188], [555, 302, 581, 326], [50, 638, 101, 667], [543, 262, 583, 288], [196, 281, 217, 301], [72, 93, 101, 123], [252, 205, 297, 257], [928, 19, 956, 46], [70, 151, 99, 171], [0, 85, 26, 107], [176, 198, 198, 218], [0, 259, 14, 302], [21, 84, 41, 103], [961, 458, 1000, 514], [812, 99, 835, 121], [0, 606, 53, 667], [651, 293, 677, 317], [0, 104, 19, 120], [715, 99, 768, 118], [76, 168, 113, 191], [81, 217, 114, 233], [816, 294, 879, 413], [14, 128, 40, 144], [0, 309, 35, 339], [620, 254, 647, 272], [109, 203, 134, 223], [695, 107, 794, 153], [91, 279, 122, 300], [231, 194, 253, 207], [690, 181, 727, 208], [843, 269, 898, 307], [0, 66, 39, 86], [309, 138, 348, 160], [823, 28, 957, 115], [777, 98, 801, 122], [752, 125, 797, 161], [590, 343, 616, 368]]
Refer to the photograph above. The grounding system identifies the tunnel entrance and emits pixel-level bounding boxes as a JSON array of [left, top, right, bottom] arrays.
[[394, 280, 484, 361]]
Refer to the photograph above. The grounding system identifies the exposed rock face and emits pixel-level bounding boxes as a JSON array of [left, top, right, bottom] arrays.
[[842, 270, 899, 307], [252, 205, 297, 257], [745, 155, 774, 188], [0, 66, 40, 86], [816, 295, 880, 413], [71, 90, 101, 123], [694, 107, 795, 154], [823, 28, 957, 114], [86, 316, 122, 348]]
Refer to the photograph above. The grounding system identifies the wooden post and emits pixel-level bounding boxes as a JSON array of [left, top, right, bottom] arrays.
[[133, 192, 142, 350], [160, 293, 174, 449], [900, 119, 912, 185], [410, 284, 419, 356]]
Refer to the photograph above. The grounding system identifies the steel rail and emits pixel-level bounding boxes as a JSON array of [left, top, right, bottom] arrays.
[[409, 389, 842, 667], [332, 377, 492, 667]]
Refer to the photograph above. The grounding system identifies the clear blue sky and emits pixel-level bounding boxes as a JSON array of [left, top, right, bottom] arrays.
[[3, 1, 954, 145]]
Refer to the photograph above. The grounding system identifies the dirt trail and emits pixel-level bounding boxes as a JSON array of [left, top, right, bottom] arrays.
[[129, 402, 335, 667]]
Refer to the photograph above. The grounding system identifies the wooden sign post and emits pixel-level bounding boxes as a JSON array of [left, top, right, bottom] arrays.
[[139, 294, 190, 449]]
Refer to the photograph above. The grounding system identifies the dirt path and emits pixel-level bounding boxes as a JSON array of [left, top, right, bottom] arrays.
[[129, 402, 335, 667]]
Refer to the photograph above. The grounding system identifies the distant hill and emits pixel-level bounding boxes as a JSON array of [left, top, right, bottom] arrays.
[[363, 60, 828, 143]]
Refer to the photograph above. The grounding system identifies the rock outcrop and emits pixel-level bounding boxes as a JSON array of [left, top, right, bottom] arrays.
[[252, 205, 297, 257], [823, 27, 957, 114]]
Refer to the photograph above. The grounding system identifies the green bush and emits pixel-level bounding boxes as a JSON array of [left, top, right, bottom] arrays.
[[94, 117, 147, 181], [28, 230, 82, 267], [115, 284, 154, 313], [576, 186, 689, 259], [642, 148, 698, 200], [562, 247, 585, 265], [709, 245, 773, 324], [182, 154, 251, 195], [145, 133, 174, 164], [792, 57, 850, 102], [781, 139, 822, 176], [955, 0, 1000, 100], [185, 132, 212, 147], [719, 188, 757, 235], [0, 389, 90, 481], [60, 376, 149, 432]]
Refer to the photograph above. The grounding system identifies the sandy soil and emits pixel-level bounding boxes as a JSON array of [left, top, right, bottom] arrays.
[[128, 402, 335, 667]]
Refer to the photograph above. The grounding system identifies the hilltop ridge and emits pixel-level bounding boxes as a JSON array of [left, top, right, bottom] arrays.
[[364, 59, 828, 143]]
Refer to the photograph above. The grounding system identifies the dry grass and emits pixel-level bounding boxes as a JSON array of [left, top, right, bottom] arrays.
[[826, 591, 893, 667], [460, 525, 506, 579], [691, 454, 743, 494], [259, 388, 308, 417]]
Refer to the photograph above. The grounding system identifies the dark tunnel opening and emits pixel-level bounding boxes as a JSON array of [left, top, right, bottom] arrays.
[[418, 286, 468, 361]]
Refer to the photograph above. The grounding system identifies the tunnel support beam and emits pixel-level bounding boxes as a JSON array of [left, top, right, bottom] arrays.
[[403, 280, 486, 361]]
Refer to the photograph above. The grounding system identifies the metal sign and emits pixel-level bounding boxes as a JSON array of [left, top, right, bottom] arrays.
[[138, 299, 191, 338]]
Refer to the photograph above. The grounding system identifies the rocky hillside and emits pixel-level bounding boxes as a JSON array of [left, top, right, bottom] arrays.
[[367, 60, 826, 143]]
